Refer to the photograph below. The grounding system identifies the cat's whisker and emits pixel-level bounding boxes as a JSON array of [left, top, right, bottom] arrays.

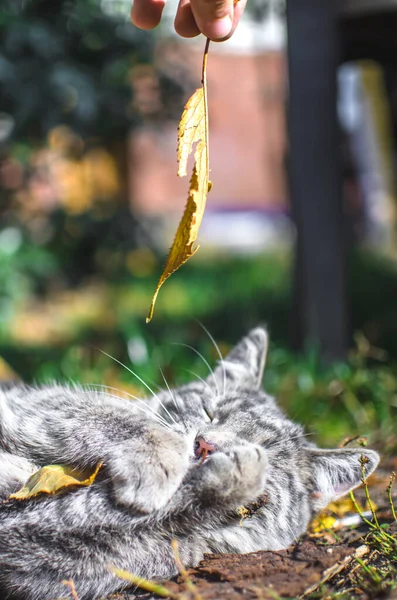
[[183, 369, 216, 400], [85, 383, 175, 431], [128, 403, 176, 431], [92, 389, 175, 431], [141, 378, 163, 392], [196, 321, 226, 398], [171, 342, 221, 399], [158, 367, 188, 433], [264, 431, 316, 452], [139, 370, 180, 428], [121, 386, 179, 431], [96, 349, 173, 419], [264, 440, 291, 452], [83, 382, 138, 397]]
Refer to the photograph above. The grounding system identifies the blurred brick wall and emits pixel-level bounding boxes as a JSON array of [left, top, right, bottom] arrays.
[[129, 43, 288, 215]]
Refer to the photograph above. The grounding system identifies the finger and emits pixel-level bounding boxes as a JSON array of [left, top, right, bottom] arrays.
[[174, 0, 200, 38], [189, 0, 234, 41], [201, 0, 247, 42], [221, 0, 247, 41], [130, 0, 166, 30]]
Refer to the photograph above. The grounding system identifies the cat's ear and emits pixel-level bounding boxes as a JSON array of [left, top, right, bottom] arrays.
[[208, 327, 269, 393], [309, 448, 380, 510]]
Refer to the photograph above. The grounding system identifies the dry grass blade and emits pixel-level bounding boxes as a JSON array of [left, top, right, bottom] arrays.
[[171, 539, 203, 600], [386, 471, 397, 522], [299, 545, 369, 598], [62, 579, 80, 600], [109, 566, 176, 598]]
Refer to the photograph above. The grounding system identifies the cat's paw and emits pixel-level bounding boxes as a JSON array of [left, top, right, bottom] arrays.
[[196, 444, 268, 506], [107, 430, 190, 513]]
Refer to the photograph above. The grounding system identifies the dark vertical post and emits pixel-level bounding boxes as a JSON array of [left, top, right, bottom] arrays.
[[286, 0, 348, 362]]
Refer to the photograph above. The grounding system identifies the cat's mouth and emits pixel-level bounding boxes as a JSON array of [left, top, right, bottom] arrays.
[[194, 437, 217, 461]]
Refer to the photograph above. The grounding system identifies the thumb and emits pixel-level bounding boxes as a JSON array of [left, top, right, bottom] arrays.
[[190, 0, 234, 40]]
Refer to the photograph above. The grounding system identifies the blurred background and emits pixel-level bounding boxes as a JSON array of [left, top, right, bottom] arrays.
[[1, 0, 397, 450]]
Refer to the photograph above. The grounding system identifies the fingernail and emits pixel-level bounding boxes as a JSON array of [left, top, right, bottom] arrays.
[[208, 15, 232, 39]]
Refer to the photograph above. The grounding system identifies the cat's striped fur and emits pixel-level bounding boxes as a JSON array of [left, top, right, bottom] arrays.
[[0, 328, 379, 600]]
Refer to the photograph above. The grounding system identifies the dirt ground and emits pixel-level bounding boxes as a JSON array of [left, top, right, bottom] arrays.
[[113, 460, 397, 600]]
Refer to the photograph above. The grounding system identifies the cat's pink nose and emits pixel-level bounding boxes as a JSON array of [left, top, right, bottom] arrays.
[[194, 437, 217, 460]]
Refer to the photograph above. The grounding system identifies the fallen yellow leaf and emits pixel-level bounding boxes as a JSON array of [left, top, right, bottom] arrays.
[[147, 40, 212, 323], [310, 514, 338, 533], [10, 463, 102, 500], [310, 496, 370, 533], [327, 497, 367, 517]]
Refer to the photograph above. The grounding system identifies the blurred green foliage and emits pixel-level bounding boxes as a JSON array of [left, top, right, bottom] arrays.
[[1, 0, 396, 454], [0, 0, 153, 139], [0, 227, 57, 321], [1, 242, 397, 450]]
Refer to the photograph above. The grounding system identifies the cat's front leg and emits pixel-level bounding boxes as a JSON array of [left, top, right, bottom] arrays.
[[190, 443, 268, 508], [105, 425, 191, 513]]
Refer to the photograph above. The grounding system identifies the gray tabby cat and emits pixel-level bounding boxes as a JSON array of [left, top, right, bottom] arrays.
[[0, 328, 379, 600]]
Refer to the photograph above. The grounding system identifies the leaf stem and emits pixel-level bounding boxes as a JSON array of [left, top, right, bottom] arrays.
[[202, 38, 210, 179], [201, 38, 210, 85]]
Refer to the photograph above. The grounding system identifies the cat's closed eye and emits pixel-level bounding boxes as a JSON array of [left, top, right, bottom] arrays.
[[202, 404, 214, 422]]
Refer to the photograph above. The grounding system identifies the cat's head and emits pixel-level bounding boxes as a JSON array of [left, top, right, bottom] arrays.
[[155, 327, 380, 512]]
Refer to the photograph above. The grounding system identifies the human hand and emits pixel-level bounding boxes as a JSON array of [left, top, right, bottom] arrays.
[[131, 0, 246, 42]]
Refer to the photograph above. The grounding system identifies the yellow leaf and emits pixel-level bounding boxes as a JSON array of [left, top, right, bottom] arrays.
[[327, 497, 363, 517], [177, 88, 205, 178], [309, 496, 370, 533], [147, 40, 211, 323], [310, 514, 338, 533], [10, 463, 102, 500]]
